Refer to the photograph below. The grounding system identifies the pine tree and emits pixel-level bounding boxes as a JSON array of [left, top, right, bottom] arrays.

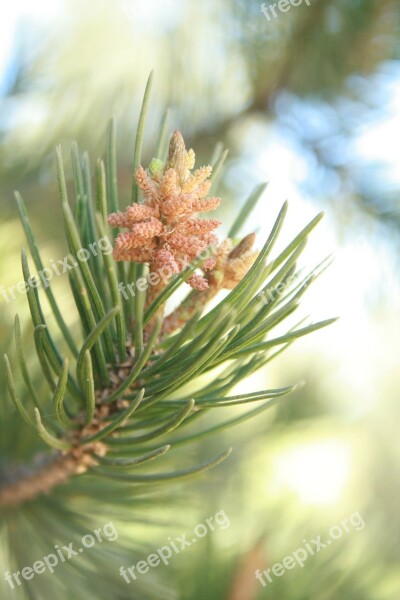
[[0, 74, 334, 599]]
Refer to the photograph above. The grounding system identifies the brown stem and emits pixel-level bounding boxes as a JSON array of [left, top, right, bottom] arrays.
[[0, 453, 81, 508], [1, 396, 132, 511], [0, 442, 106, 509]]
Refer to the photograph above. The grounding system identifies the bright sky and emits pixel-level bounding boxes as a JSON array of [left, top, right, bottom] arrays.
[[0, 1, 64, 94]]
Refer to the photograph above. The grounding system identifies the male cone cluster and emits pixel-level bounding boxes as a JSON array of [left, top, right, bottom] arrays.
[[108, 130, 258, 332]]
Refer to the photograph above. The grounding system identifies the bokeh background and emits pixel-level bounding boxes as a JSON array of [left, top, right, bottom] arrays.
[[1, 1, 399, 598]]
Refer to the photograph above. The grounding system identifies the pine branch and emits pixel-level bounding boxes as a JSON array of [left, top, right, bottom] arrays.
[[1, 78, 335, 517]]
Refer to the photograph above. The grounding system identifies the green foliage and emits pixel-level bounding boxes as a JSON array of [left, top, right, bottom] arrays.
[[0, 75, 334, 600]]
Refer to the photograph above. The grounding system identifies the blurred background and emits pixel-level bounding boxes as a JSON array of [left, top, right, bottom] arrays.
[[0, 0, 399, 598]]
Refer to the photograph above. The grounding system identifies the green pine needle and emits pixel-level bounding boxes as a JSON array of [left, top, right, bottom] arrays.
[[1, 86, 335, 587]]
